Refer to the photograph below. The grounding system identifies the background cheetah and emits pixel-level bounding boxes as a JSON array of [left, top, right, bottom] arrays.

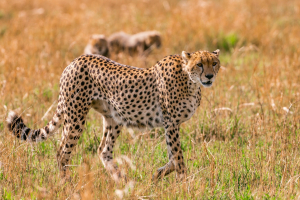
[[7, 49, 220, 181], [84, 31, 161, 58], [107, 31, 161, 57], [84, 34, 109, 57]]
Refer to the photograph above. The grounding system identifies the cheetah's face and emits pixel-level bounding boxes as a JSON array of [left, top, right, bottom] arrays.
[[182, 50, 220, 88]]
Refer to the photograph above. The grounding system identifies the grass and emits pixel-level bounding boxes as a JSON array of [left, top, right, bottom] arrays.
[[1, 0, 300, 199]]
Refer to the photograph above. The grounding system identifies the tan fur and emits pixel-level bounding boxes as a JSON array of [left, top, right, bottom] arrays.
[[107, 31, 131, 55], [108, 31, 161, 56], [84, 34, 109, 57]]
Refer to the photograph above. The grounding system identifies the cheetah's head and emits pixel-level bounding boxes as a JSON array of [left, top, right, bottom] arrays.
[[182, 49, 220, 88]]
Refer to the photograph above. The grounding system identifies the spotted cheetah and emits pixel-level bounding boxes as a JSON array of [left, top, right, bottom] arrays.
[[108, 31, 161, 56], [7, 49, 220, 181]]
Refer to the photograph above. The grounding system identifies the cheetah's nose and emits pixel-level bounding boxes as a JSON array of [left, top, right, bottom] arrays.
[[205, 74, 214, 79]]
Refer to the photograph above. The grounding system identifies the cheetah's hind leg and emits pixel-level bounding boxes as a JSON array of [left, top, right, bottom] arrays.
[[97, 116, 125, 182], [56, 103, 90, 180]]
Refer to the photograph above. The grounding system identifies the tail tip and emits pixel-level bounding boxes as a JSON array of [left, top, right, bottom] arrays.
[[6, 111, 22, 132]]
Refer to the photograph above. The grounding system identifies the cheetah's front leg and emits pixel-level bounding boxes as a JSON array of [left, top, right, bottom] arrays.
[[153, 125, 187, 180]]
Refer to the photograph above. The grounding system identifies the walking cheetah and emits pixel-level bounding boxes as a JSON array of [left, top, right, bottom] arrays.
[[7, 49, 220, 181]]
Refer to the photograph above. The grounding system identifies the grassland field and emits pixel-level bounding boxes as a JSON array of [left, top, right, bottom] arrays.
[[1, 0, 300, 199]]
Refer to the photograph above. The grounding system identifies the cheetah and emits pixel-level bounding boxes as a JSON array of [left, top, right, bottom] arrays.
[[107, 31, 130, 55], [84, 34, 109, 57], [108, 31, 161, 56], [7, 49, 220, 181]]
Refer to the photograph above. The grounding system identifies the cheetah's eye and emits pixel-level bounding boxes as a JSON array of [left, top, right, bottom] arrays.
[[212, 62, 217, 66], [197, 63, 203, 68]]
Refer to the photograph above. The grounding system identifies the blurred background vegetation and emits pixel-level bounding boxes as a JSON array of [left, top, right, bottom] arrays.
[[0, 0, 300, 199]]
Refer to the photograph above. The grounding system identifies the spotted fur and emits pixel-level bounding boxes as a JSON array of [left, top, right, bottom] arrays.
[[7, 49, 220, 181]]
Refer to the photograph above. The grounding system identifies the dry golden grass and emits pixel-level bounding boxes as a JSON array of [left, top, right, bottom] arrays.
[[1, 0, 300, 199]]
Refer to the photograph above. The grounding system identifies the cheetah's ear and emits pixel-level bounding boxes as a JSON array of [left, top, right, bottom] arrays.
[[212, 49, 220, 58], [182, 51, 191, 64]]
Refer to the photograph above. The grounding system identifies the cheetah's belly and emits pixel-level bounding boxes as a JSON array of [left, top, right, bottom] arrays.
[[91, 99, 163, 129]]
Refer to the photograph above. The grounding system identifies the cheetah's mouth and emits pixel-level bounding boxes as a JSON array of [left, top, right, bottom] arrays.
[[201, 81, 212, 87]]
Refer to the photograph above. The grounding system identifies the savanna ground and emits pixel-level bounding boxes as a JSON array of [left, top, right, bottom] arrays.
[[0, 0, 300, 199]]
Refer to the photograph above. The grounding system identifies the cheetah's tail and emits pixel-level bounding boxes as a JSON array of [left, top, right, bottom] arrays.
[[6, 109, 63, 142]]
